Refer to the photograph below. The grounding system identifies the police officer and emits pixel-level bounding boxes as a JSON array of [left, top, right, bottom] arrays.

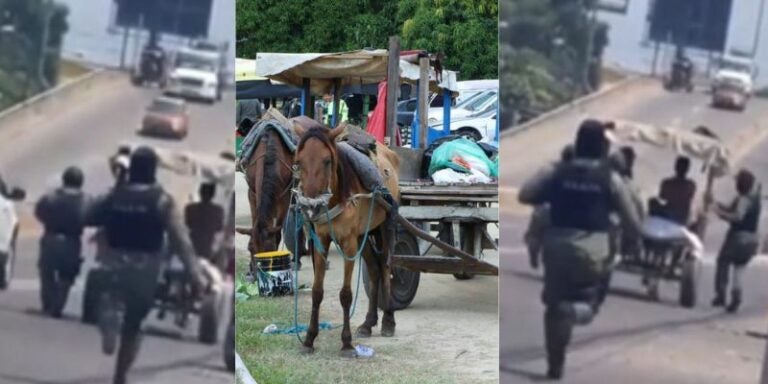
[[35, 167, 88, 318], [712, 169, 762, 313], [87, 146, 207, 384], [518, 120, 643, 379]]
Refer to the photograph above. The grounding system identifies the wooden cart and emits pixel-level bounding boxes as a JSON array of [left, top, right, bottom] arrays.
[[364, 147, 499, 310]]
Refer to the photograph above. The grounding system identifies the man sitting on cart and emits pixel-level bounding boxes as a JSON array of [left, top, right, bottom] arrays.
[[658, 156, 697, 226]]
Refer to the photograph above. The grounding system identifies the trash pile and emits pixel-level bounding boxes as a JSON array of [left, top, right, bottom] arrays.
[[425, 136, 498, 184]]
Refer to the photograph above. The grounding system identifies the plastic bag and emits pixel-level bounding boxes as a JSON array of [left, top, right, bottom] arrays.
[[428, 137, 498, 177]]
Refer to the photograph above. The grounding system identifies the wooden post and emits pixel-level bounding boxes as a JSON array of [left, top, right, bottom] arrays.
[[362, 94, 370, 129], [418, 57, 429, 149], [385, 36, 400, 147], [301, 78, 311, 118], [332, 78, 341, 127]]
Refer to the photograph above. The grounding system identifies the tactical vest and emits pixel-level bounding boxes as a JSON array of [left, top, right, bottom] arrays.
[[732, 194, 761, 233], [41, 189, 86, 238], [549, 161, 613, 232], [104, 185, 166, 252]]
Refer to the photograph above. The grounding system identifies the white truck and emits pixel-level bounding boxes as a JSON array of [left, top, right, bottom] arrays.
[[711, 55, 757, 111], [165, 46, 225, 103]]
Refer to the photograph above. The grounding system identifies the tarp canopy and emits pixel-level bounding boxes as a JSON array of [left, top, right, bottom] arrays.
[[610, 119, 731, 177], [255, 49, 459, 95]]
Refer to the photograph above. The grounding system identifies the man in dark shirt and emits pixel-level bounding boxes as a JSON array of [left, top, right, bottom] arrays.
[[659, 156, 697, 225], [185, 183, 224, 262]]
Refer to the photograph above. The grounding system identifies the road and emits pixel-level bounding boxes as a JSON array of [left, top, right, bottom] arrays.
[[500, 79, 768, 383], [0, 72, 234, 384]]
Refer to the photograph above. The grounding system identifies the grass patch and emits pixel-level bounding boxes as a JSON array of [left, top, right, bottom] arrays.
[[234, 254, 455, 384]]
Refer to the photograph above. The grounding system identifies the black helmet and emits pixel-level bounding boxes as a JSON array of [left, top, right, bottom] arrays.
[[62, 166, 84, 188], [129, 146, 158, 184], [575, 119, 610, 159]]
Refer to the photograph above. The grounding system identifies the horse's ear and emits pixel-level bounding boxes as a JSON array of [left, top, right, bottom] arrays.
[[293, 121, 307, 137], [328, 123, 346, 141]]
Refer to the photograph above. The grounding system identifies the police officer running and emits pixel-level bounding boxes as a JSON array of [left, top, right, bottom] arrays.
[[86, 146, 208, 384], [518, 119, 643, 379], [711, 169, 762, 313], [35, 167, 89, 318]]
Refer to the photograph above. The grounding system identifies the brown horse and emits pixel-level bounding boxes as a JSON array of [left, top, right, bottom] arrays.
[[244, 115, 319, 257], [293, 123, 400, 357]]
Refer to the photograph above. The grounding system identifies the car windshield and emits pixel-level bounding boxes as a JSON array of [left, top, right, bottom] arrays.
[[720, 59, 751, 74], [463, 91, 497, 111], [176, 52, 216, 71], [149, 99, 184, 113]]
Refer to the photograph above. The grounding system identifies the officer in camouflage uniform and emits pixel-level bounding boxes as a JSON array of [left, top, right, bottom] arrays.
[[87, 146, 207, 384], [518, 120, 643, 379], [35, 167, 89, 318], [712, 169, 762, 313]]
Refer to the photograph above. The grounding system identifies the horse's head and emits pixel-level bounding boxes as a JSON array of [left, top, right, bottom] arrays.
[[294, 124, 345, 201]]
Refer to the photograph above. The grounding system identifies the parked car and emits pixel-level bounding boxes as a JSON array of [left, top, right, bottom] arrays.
[[428, 108, 498, 143], [397, 94, 447, 128], [140, 96, 190, 139], [428, 90, 498, 123]]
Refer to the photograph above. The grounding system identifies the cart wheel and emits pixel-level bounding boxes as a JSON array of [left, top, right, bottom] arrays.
[[363, 230, 420, 310], [679, 257, 699, 308], [198, 290, 221, 344]]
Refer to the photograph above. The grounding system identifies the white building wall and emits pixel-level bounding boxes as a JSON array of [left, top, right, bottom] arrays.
[[598, 0, 768, 86]]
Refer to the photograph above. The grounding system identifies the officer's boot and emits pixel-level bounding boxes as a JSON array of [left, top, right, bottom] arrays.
[[113, 334, 142, 384], [726, 289, 742, 313], [99, 295, 123, 355], [544, 306, 573, 380], [51, 280, 73, 318], [711, 289, 726, 307]]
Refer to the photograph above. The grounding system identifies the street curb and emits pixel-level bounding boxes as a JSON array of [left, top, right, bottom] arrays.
[[235, 352, 258, 384], [0, 68, 120, 131], [502, 75, 647, 137]]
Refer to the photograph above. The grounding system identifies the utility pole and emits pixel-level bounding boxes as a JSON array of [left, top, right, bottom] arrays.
[[753, 0, 767, 58], [582, 1, 598, 93]]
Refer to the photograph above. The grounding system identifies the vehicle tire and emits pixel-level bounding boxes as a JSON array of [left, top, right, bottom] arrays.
[[224, 322, 235, 371], [198, 290, 221, 344], [456, 127, 482, 142], [362, 229, 420, 311], [679, 256, 699, 308], [82, 269, 108, 324]]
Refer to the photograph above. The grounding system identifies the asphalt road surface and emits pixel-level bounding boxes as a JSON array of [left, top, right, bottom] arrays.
[[0, 72, 234, 384], [500, 79, 768, 383]]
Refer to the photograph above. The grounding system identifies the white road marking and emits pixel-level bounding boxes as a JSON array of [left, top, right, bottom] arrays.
[[236, 352, 258, 384]]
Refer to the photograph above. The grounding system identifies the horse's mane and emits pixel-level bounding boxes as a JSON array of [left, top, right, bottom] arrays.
[[298, 127, 358, 202], [256, 132, 281, 230]]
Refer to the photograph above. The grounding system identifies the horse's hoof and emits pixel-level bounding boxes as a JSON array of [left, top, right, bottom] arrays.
[[356, 326, 372, 338], [381, 327, 395, 337], [299, 345, 315, 355], [339, 348, 357, 358]]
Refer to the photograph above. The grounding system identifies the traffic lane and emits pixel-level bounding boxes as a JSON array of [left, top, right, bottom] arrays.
[[0, 292, 231, 384], [499, 211, 768, 384], [0, 76, 233, 382], [500, 81, 768, 188]]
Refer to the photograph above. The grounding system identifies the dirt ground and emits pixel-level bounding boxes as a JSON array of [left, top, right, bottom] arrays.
[[235, 175, 499, 384]]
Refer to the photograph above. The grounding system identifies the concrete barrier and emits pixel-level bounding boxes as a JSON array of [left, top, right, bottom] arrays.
[[0, 69, 123, 130], [502, 75, 647, 137]]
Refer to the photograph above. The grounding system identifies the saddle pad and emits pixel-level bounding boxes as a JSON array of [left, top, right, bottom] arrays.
[[338, 141, 383, 192], [238, 119, 298, 170]]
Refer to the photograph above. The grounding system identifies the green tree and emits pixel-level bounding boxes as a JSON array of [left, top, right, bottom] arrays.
[[236, 0, 497, 80]]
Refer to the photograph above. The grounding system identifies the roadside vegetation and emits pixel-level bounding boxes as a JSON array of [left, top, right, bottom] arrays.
[[236, 0, 498, 80], [500, 0, 610, 126]]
